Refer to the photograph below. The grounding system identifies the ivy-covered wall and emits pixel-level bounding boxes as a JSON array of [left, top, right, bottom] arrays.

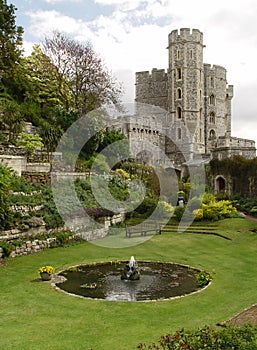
[[208, 156, 257, 197]]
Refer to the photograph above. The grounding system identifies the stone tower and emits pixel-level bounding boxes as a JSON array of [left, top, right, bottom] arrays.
[[167, 28, 205, 154], [134, 28, 255, 167]]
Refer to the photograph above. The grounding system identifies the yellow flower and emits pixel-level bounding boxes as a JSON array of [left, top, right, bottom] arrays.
[[38, 265, 55, 274]]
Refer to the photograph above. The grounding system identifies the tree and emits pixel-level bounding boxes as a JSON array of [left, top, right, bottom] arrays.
[[40, 122, 63, 161], [22, 45, 68, 110], [97, 129, 127, 166], [0, 99, 24, 142], [16, 132, 44, 158], [43, 31, 123, 113], [0, 0, 23, 78], [0, 163, 13, 229]]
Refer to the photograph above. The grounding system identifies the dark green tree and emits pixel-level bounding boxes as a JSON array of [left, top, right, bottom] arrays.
[[0, 99, 24, 142], [0, 0, 23, 79], [40, 122, 63, 161], [0, 163, 13, 229]]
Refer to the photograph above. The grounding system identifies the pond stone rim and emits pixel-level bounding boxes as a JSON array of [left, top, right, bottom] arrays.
[[51, 260, 212, 302]]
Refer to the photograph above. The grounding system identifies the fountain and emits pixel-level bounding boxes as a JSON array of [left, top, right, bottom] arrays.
[[54, 259, 205, 301], [121, 256, 140, 281]]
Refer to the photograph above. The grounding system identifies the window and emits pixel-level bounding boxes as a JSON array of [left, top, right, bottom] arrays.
[[209, 94, 215, 105], [209, 112, 215, 124], [177, 50, 180, 59], [190, 50, 193, 59], [209, 129, 216, 139], [178, 127, 182, 140], [200, 108, 203, 121], [177, 107, 182, 119], [177, 68, 182, 80], [210, 76, 214, 88], [177, 88, 182, 99]]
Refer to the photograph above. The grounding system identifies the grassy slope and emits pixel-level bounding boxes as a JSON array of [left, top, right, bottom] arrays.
[[1, 217, 257, 350]]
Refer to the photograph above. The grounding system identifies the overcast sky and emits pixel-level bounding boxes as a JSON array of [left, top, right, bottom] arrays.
[[12, 0, 257, 143]]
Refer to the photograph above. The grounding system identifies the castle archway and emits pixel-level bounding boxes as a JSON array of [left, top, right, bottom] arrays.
[[136, 150, 152, 164], [215, 175, 226, 192]]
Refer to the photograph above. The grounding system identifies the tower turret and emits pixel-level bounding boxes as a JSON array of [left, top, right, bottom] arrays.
[[167, 28, 205, 153]]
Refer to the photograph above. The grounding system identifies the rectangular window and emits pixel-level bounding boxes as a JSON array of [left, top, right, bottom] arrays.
[[178, 128, 182, 140], [177, 68, 182, 80]]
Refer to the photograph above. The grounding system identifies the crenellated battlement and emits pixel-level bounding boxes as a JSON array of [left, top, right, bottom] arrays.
[[134, 27, 256, 166], [168, 28, 203, 45], [136, 69, 167, 85], [204, 64, 227, 80]]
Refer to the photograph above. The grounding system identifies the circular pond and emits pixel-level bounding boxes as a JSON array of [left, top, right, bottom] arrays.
[[55, 261, 203, 301]]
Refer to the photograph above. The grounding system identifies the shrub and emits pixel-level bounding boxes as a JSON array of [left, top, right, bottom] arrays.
[[0, 240, 13, 257], [152, 201, 174, 219], [137, 324, 257, 349], [195, 270, 212, 288], [202, 192, 216, 204], [193, 197, 237, 222], [173, 206, 185, 221], [186, 196, 202, 212], [134, 197, 158, 218]]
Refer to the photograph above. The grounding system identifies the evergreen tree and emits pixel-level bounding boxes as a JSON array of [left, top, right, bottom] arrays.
[[0, 0, 23, 76]]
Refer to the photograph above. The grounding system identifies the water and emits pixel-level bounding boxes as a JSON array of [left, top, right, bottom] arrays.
[[55, 261, 199, 301]]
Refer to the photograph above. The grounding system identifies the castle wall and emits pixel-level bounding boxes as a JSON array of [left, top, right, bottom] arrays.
[[135, 68, 168, 110], [134, 27, 256, 169], [211, 137, 256, 160], [204, 64, 233, 153]]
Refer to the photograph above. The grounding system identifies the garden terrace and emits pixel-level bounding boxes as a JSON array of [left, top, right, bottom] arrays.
[[0, 217, 257, 349]]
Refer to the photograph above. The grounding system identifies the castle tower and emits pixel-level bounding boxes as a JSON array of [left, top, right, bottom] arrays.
[[134, 27, 255, 167], [167, 28, 205, 154], [203, 64, 233, 153]]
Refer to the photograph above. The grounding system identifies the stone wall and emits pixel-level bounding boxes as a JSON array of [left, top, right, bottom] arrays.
[[134, 27, 256, 166], [22, 171, 51, 185], [0, 213, 125, 258], [0, 155, 27, 176]]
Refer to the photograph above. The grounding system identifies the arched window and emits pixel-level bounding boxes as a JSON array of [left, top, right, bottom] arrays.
[[177, 68, 182, 80], [177, 88, 182, 99], [178, 127, 182, 140], [177, 50, 180, 59], [209, 112, 215, 124], [209, 129, 216, 139], [209, 94, 215, 105], [210, 77, 214, 88], [177, 107, 182, 119]]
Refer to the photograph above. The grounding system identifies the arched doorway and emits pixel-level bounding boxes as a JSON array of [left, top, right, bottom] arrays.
[[216, 176, 226, 192]]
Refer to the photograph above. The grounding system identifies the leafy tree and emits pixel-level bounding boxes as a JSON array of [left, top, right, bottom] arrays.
[[22, 45, 67, 110], [97, 129, 127, 166], [43, 31, 123, 113], [16, 132, 43, 158]]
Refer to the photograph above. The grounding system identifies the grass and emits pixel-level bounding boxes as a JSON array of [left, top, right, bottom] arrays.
[[1, 217, 257, 350]]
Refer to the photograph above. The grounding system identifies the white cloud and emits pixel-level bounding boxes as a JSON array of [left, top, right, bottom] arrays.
[[44, 0, 82, 3], [22, 0, 257, 142], [26, 10, 93, 40]]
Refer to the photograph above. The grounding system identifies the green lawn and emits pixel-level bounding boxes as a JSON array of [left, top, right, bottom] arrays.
[[1, 217, 257, 350]]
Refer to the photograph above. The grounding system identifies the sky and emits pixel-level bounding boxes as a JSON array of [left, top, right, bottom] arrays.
[[11, 0, 257, 144]]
